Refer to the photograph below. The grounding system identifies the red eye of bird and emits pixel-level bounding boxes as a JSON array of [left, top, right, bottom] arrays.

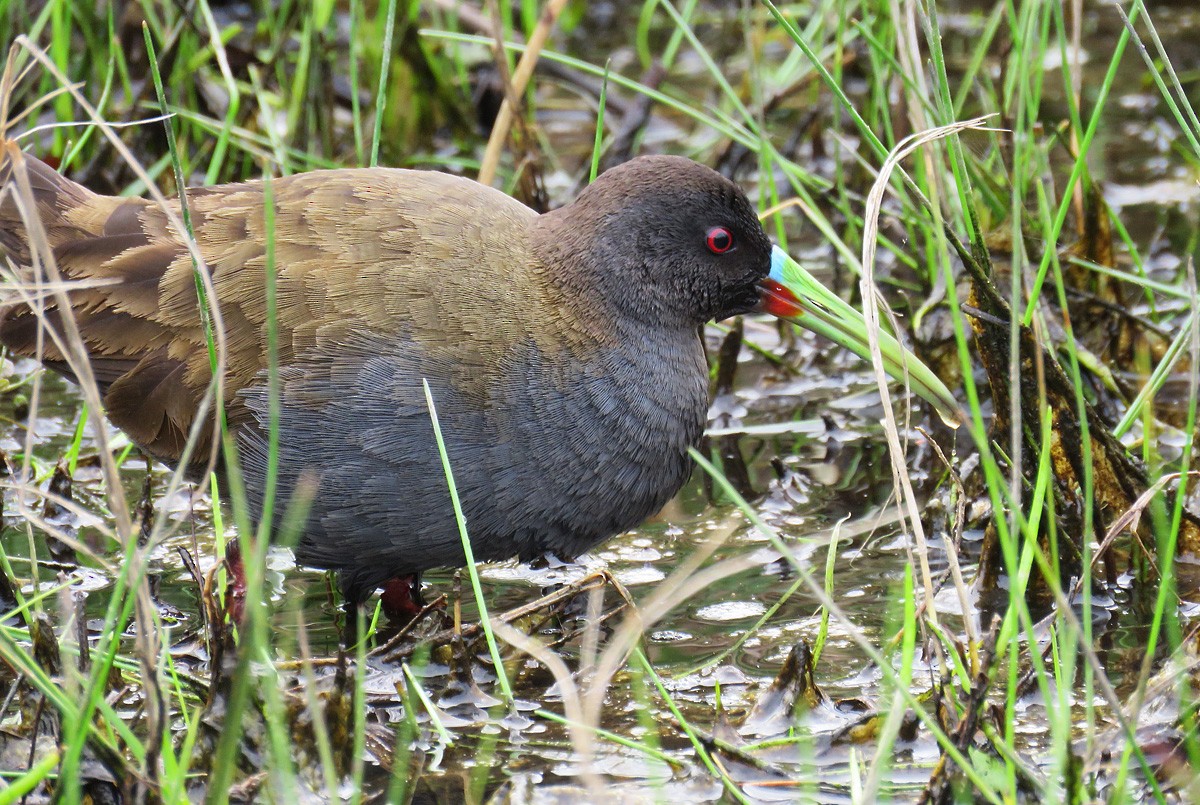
[[706, 226, 734, 254]]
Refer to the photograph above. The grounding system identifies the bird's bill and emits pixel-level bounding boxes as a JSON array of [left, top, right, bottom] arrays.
[[759, 245, 962, 427]]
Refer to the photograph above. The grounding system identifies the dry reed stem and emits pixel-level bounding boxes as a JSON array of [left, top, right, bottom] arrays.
[[857, 114, 994, 800], [476, 0, 571, 186]]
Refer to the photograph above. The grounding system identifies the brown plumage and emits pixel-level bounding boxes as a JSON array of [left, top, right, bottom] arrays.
[[0, 144, 773, 604], [1, 146, 548, 470]]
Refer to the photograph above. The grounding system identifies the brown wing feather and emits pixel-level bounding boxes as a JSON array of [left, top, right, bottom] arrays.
[[0, 145, 205, 467], [0, 143, 543, 473]]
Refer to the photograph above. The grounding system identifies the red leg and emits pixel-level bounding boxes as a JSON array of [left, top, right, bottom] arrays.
[[378, 574, 424, 622], [224, 541, 247, 625]]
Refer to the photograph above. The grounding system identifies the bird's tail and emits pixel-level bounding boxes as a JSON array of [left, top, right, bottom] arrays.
[[0, 140, 97, 267]]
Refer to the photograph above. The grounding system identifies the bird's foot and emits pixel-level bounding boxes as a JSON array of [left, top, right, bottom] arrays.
[[379, 573, 426, 623], [222, 539, 247, 626]]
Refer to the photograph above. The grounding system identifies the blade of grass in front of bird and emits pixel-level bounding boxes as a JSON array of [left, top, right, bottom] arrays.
[[423, 379, 514, 706]]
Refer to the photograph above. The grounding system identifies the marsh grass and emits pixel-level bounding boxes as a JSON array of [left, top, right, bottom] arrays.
[[0, 0, 1197, 801]]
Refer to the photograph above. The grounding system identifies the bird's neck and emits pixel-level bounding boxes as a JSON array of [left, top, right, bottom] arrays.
[[530, 207, 700, 334]]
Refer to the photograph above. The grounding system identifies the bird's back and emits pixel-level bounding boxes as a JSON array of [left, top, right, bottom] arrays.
[[0, 146, 541, 472]]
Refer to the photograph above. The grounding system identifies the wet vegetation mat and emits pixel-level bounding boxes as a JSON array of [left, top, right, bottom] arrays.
[[1, 0, 1200, 801]]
